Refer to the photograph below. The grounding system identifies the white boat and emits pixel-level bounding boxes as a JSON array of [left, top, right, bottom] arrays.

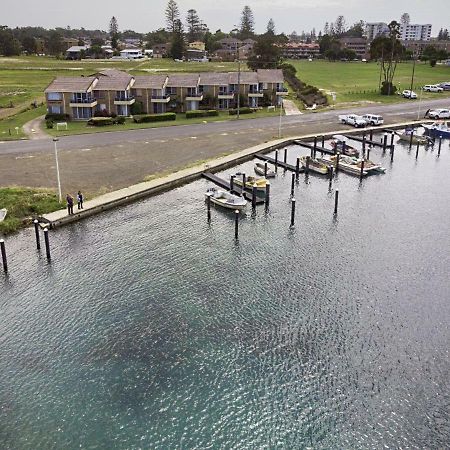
[[205, 187, 247, 210], [299, 156, 328, 175], [254, 162, 276, 177], [397, 128, 433, 145], [318, 156, 368, 177], [339, 155, 386, 174], [330, 135, 360, 157]]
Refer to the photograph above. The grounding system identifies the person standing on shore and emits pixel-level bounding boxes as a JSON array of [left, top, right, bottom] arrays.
[[77, 191, 84, 209], [66, 194, 74, 215]]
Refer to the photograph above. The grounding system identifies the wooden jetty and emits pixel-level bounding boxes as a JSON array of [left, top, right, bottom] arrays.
[[294, 140, 335, 156], [254, 154, 304, 173], [201, 172, 265, 204], [344, 134, 393, 148]]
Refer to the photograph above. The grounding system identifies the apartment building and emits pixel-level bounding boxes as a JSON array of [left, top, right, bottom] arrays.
[[45, 69, 287, 118], [400, 23, 432, 41], [280, 42, 320, 59], [365, 23, 390, 42], [338, 37, 369, 59]]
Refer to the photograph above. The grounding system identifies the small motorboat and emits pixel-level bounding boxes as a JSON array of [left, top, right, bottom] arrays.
[[340, 155, 386, 174], [422, 121, 450, 139], [397, 128, 433, 145], [330, 135, 360, 157], [318, 156, 368, 177], [233, 174, 268, 191], [254, 162, 276, 177], [205, 187, 247, 210], [299, 155, 328, 175]]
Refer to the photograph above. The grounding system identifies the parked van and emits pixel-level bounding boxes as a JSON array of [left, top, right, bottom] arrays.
[[362, 114, 384, 126]]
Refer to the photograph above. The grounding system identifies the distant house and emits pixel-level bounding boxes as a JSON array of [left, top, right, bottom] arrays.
[[62, 38, 80, 51], [152, 42, 171, 57], [338, 37, 369, 59], [65, 45, 90, 60], [188, 41, 205, 51], [217, 37, 242, 52], [279, 42, 320, 59], [186, 49, 207, 62]]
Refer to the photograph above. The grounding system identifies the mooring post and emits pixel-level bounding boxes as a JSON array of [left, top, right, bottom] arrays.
[[321, 135, 325, 148], [234, 210, 239, 239], [295, 157, 300, 179], [275, 150, 278, 170], [284, 147, 287, 163], [290, 198, 296, 227], [383, 132, 388, 152], [438, 136, 442, 156], [415, 141, 420, 159], [206, 194, 211, 221], [390, 144, 395, 162], [265, 181, 270, 207], [334, 189, 339, 215], [252, 183, 257, 209], [33, 219, 41, 250], [230, 175, 235, 193], [367, 147, 371, 160], [362, 133, 366, 157], [0, 239, 7, 273], [335, 152, 340, 173], [44, 228, 51, 260], [291, 173, 295, 197], [369, 129, 373, 141], [360, 159, 365, 180], [313, 136, 317, 158], [342, 140, 346, 156], [390, 131, 395, 148], [264, 162, 268, 178], [310, 146, 314, 158], [329, 165, 334, 180], [305, 155, 310, 174], [242, 173, 246, 193], [409, 131, 414, 150]]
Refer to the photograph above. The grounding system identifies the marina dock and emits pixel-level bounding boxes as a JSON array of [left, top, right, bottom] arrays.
[[344, 135, 393, 148], [254, 154, 303, 172], [294, 140, 335, 155]]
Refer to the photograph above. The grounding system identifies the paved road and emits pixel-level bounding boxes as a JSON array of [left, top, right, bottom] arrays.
[[1, 97, 448, 156], [0, 97, 448, 195]]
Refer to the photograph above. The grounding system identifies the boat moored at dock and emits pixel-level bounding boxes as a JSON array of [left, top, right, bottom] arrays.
[[422, 121, 450, 139], [254, 162, 276, 177], [299, 156, 329, 175], [233, 174, 269, 191], [205, 187, 247, 210], [330, 135, 360, 157]]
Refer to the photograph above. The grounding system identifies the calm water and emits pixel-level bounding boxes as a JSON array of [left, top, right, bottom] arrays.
[[1, 134, 450, 449]]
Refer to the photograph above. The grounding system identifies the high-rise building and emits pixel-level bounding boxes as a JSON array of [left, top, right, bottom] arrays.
[[365, 22, 390, 41]]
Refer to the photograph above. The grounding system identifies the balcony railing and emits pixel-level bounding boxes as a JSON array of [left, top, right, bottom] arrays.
[[185, 93, 203, 98], [114, 95, 134, 101], [151, 95, 170, 100], [249, 89, 264, 94], [70, 97, 96, 103]]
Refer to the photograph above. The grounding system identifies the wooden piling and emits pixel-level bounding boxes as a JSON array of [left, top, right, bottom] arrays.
[[438, 136, 442, 156], [230, 175, 235, 192], [0, 239, 7, 272], [383, 133, 388, 152], [275, 150, 278, 170], [409, 131, 414, 150], [264, 162, 268, 178], [265, 181, 270, 207], [367, 147, 370, 160], [313, 136, 317, 158], [390, 132, 395, 148], [234, 210, 239, 239], [305, 156, 310, 174], [290, 198, 296, 227], [295, 157, 300, 178], [321, 135, 325, 147], [334, 190, 339, 215], [415, 141, 419, 159], [44, 228, 51, 260], [284, 147, 287, 163], [335, 152, 340, 173], [369, 129, 373, 141], [291, 173, 295, 197], [360, 159, 365, 180], [33, 219, 40, 250], [329, 165, 334, 180], [390, 145, 395, 162], [252, 183, 257, 209], [206, 194, 211, 221], [242, 173, 246, 193]]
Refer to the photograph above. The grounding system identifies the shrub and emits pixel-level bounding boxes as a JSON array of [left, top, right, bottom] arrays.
[[94, 109, 109, 117], [45, 119, 54, 129], [87, 117, 114, 126], [229, 107, 254, 115], [185, 109, 219, 119], [44, 113, 70, 121], [130, 101, 144, 115], [133, 113, 176, 123], [116, 116, 126, 124]]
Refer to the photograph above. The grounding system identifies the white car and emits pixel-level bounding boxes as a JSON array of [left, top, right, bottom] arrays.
[[423, 84, 444, 93], [427, 109, 450, 119], [402, 90, 417, 99], [362, 114, 384, 126], [338, 114, 367, 127]]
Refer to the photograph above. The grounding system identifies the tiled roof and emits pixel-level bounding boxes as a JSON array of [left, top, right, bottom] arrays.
[[166, 73, 200, 87], [198, 72, 229, 86], [133, 75, 167, 89], [257, 69, 284, 83], [228, 71, 258, 84], [44, 76, 97, 93]]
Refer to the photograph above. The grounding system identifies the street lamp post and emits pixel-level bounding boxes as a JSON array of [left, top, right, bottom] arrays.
[[278, 98, 283, 138], [53, 137, 62, 203], [417, 87, 424, 120]]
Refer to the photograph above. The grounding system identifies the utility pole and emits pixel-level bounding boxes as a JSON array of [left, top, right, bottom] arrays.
[[278, 98, 283, 138], [409, 52, 416, 94], [237, 58, 241, 119], [53, 137, 62, 203]]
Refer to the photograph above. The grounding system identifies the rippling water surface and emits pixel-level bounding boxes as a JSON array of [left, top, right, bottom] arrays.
[[1, 134, 450, 449]]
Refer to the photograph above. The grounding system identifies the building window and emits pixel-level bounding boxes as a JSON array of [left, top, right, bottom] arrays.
[[49, 105, 61, 114], [48, 92, 62, 101]]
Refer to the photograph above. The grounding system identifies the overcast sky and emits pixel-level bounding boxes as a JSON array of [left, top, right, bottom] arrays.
[[3, 0, 449, 35]]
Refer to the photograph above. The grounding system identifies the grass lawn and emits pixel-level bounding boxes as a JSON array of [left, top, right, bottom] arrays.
[[0, 187, 63, 235], [0, 104, 46, 140], [288, 59, 450, 105], [45, 108, 282, 138]]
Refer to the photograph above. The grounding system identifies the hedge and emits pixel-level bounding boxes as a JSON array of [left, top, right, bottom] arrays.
[[87, 117, 114, 126], [185, 109, 219, 119], [133, 113, 176, 123], [45, 113, 70, 121], [229, 107, 254, 115]]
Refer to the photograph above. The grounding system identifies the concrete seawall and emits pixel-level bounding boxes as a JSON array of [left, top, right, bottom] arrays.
[[41, 120, 429, 228]]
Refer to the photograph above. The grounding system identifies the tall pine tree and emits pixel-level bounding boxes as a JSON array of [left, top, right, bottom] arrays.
[[169, 19, 185, 59], [240, 6, 254, 39], [109, 16, 119, 49], [165, 0, 180, 34]]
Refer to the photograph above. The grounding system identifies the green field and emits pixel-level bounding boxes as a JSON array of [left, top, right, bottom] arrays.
[[288, 59, 450, 105]]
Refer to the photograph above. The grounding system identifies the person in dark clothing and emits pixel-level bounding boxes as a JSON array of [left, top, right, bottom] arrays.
[[66, 194, 74, 215], [77, 191, 84, 209]]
